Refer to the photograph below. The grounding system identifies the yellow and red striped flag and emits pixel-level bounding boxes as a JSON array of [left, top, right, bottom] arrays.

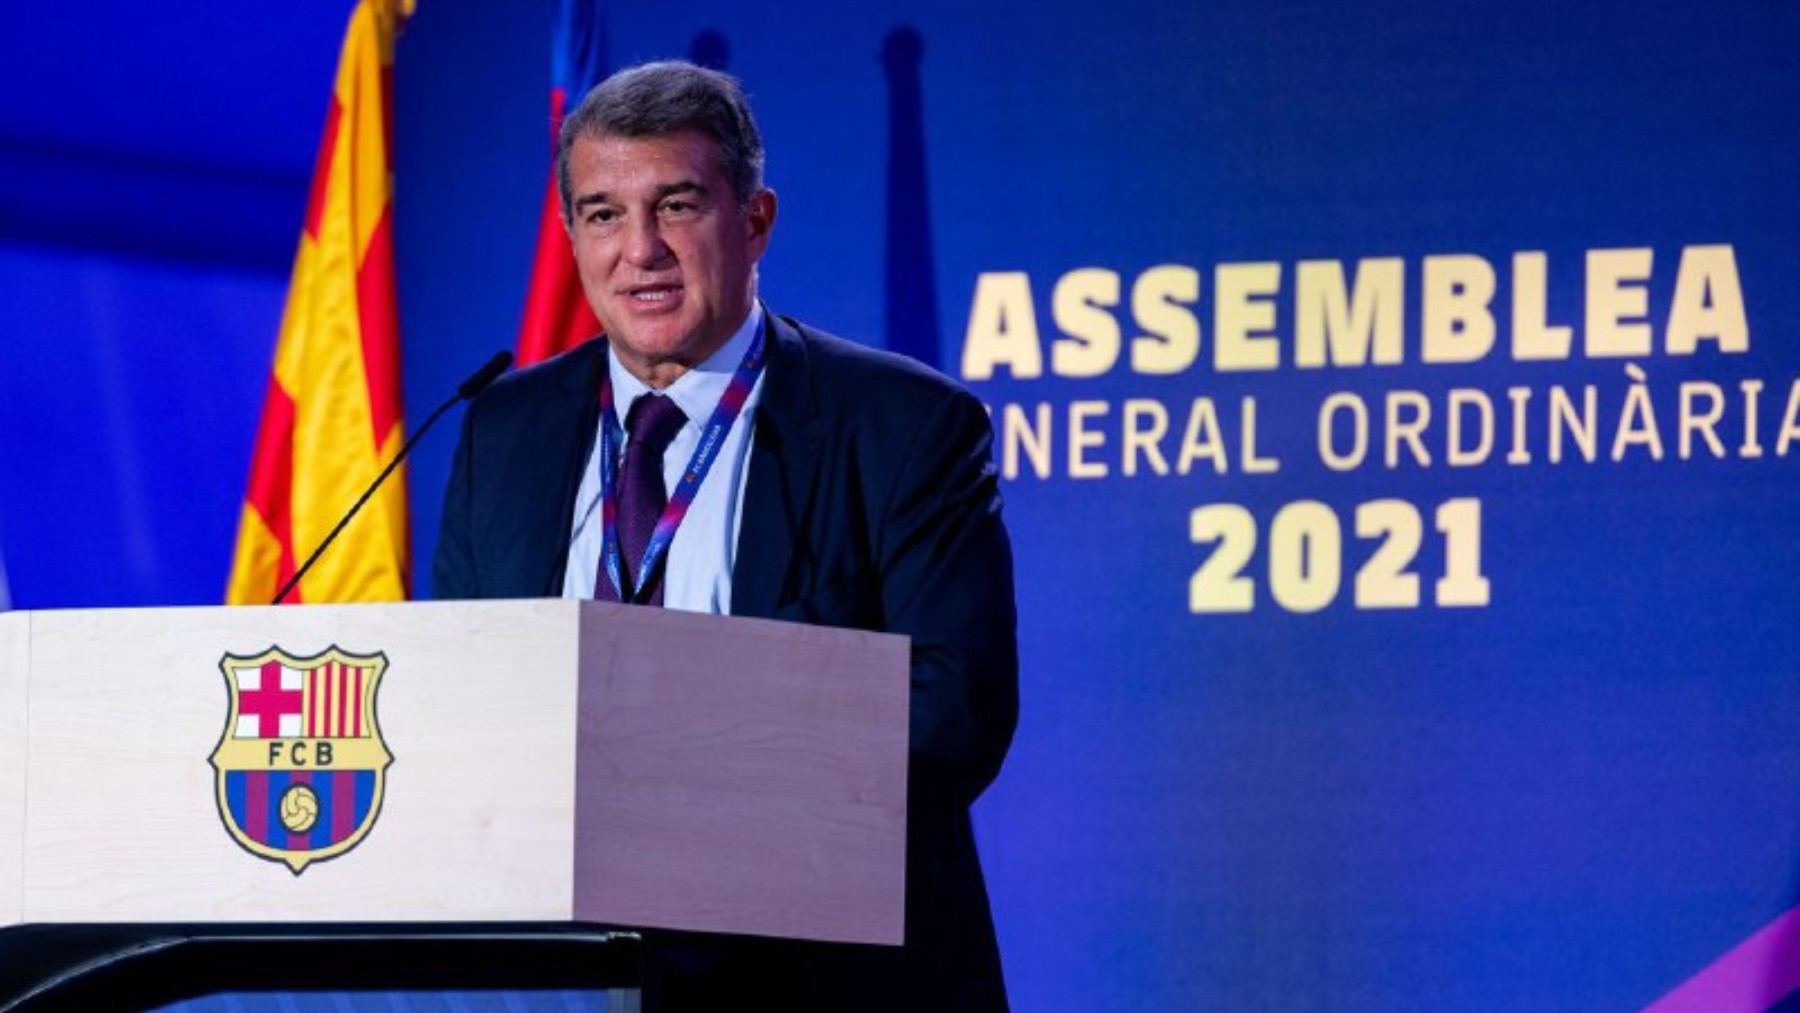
[[227, 0, 414, 605]]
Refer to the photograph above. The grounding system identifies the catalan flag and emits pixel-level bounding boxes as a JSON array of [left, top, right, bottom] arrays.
[[227, 0, 414, 605], [514, 0, 607, 366]]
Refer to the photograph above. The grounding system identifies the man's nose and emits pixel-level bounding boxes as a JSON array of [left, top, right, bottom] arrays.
[[623, 216, 672, 267]]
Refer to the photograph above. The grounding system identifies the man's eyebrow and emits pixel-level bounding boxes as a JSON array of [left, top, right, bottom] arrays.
[[571, 180, 709, 213], [653, 181, 708, 201]]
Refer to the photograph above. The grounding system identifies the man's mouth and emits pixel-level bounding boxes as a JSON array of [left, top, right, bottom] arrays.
[[624, 283, 681, 305]]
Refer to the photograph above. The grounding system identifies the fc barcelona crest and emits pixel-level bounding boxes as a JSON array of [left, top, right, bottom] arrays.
[[210, 646, 394, 874]]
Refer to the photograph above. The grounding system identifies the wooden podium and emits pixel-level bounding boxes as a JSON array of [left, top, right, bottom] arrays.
[[0, 600, 908, 1009]]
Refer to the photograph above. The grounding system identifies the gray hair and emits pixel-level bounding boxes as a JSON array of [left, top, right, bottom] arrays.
[[556, 60, 766, 221]]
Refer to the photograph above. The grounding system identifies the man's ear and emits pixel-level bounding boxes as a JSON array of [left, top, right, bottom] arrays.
[[746, 188, 777, 256]]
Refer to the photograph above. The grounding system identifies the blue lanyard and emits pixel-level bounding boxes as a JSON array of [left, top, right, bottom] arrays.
[[597, 326, 766, 603]]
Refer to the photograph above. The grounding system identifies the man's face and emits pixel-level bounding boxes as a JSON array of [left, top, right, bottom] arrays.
[[564, 128, 775, 387]]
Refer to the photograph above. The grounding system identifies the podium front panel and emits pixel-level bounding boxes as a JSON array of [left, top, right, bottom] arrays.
[[18, 600, 581, 924], [1, 612, 24, 925]]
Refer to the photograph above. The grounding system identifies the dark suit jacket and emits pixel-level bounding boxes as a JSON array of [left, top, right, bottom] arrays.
[[435, 312, 1019, 1011]]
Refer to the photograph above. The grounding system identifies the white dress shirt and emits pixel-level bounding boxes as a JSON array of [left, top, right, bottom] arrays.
[[560, 303, 767, 613]]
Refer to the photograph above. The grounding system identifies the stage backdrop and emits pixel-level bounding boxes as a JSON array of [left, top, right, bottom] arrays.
[[393, 2, 1800, 1010], [2, 1, 1797, 1010]]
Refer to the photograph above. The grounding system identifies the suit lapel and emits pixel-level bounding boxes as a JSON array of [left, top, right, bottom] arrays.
[[731, 312, 825, 619], [511, 340, 605, 597]]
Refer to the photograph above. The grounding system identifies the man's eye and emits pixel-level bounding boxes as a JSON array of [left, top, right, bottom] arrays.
[[659, 200, 697, 216], [586, 208, 619, 225]]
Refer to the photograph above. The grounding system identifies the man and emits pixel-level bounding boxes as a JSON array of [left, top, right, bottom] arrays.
[[435, 61, 1018, 1010]]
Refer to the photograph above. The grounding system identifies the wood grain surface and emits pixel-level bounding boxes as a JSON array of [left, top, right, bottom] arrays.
[[0, 612, 25, 924], [18, 600, 580, 924], [4, 601, 908, 946], [573, 604, 909, 945]]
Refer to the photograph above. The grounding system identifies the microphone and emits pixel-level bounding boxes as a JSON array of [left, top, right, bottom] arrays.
[[458, 351, 513, 400], [272, 350, 514, 605]]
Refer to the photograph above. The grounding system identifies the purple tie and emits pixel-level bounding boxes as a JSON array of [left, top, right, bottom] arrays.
[[596, 393, 688, 605]]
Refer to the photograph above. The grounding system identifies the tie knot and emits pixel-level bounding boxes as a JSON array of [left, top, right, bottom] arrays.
[[624, 394, 688, 453]]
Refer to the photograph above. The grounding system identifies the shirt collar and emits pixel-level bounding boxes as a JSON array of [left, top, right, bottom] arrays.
[[606, 301, 765, 429]]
